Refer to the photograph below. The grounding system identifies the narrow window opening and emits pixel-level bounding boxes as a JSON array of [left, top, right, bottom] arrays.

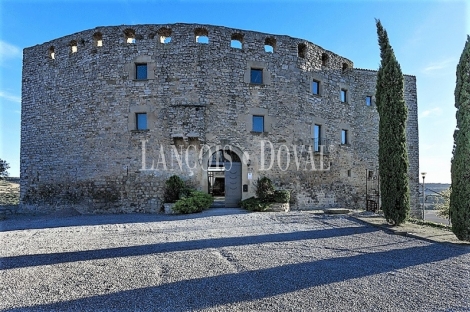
[[366, 96, 372, 106], [252, 115, 264, 133], [347, 169, 351, 177], [49, 46, 55, 60], [341, 89, 347, 103], [231, 33, 244, 49], [313, 124, 322, 152], [194, 27, 209, 44], [298, 43, 307, 58], [124, 28, 136, 44], [264, 37, 276, 53], [135, 64, 147, 80], [342, 62, 349, 72], [341, 129, 348, 145], [158, 27, 172, 44], [250, 68, 263, 84], [312, 80, 320, 95], [321, 53, 329, 66], [93, 32, 103, 47], [136, 113, 147, 130], [70, 40, 78, 53], [368, 170, 374, 179]]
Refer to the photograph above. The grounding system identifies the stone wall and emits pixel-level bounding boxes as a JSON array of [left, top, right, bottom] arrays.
[[20, 23, 419, 214]]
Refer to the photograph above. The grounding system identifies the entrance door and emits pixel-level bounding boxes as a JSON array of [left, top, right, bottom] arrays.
[[224, 162, 242, 207]]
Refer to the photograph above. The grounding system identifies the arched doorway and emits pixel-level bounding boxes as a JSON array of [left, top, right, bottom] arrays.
[[207, 149, 242, 207]]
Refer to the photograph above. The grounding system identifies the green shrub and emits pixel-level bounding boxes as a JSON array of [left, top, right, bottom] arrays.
[[163, 175, 188, 203], [255, 177, 274, 202], [240, 197, 271, 212], [272, 190, 290, 203], [172, 191, 213, 214]]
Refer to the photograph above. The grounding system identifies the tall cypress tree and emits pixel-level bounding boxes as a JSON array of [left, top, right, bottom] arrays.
[[375, 19, 410, 225], [450, 35, 470, 241]]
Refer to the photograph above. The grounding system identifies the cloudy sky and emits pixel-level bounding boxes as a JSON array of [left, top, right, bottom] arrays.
[[0, 0, 468, 183]]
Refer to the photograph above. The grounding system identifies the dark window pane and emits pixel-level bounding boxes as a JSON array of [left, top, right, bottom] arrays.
[[312, 81, 319, 95], [136, 64, 147, 80], [136, 113, 147, 130], [251, 69, 263, 84], [253, 115, 264, 132]]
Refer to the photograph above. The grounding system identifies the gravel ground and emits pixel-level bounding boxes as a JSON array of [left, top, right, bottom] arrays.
[[1, 209, 469, 311]]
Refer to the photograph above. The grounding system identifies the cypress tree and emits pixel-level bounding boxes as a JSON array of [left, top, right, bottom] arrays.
[[375, 19, 410, 225], [450, 35, 470, 241]]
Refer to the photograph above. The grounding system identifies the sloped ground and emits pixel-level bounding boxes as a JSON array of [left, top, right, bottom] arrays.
[[1, 210, 469, 311]]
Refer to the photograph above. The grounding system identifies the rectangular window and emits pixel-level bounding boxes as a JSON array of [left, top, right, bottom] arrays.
[[366, 96, 372, 106], [135, 64, 147, 80], [341, 129, 348, 145], [340, 89, 347, 103], [252, 115, 264, 132], [312, 80, 320, 95], [347, 169, 351, 177], [250, 68, 263, 84], [314, 124, 321, 152], [136, 113, 147, 130]]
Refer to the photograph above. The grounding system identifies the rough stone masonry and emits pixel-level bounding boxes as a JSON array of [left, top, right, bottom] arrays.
[[20, 23, 419, 215]]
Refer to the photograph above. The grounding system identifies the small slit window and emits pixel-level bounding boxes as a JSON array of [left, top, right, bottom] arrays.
[[136, 64, 147, 80], [136, 113, 147, 130], [93, 32, 103, 47], [70, 40, 77, 53], [250, 68, 263, 84], [321, 53, 329, 66], [49, 46, 55, 60], [347, 169, 351, 177], [124, 28, 136, 44], [341, 129, 348, 145], [195, 28, 209, 44], [313, 124, 322, 152], [252, 115, 264, 133], [264, 37, 276, 53], [312, 80, 320, 95], [231, 33, 244, 49], [341, 89, 347, 103], [298, 43, 307, 58], [158, 27, 172, 44], [342, 62, 349, 72], [366, 96, 372, 106]]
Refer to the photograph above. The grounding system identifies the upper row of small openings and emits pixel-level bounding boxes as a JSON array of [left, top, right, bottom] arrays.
[[231, 33, 244, 49], [298, 43, 307, 58], [342, 62, 349, 72], [322, 53, 329, 66], [93, 32, 103, 47], [264, 36, 276, 53], [194, 27, 209, 44], [124, 28, 136, 43], [158, 27, 172, 44], [70, 40, 78, 53], [49, 46, 55, 59]]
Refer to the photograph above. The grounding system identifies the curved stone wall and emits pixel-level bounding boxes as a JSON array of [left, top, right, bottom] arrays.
[[20, 23, 419, 214]]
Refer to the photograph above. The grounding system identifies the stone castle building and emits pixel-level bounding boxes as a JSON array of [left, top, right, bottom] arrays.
[[20, 23, 420, 215]]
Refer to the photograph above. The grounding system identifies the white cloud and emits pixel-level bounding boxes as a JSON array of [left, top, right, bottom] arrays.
[[0, 91, 21, 104], [422, 58, 456, 74], [0, 40, 21, 62], [419, 107, 442, 119]]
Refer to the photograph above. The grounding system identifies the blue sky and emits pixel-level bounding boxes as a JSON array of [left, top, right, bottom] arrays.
[[0, 0, 468, 183]]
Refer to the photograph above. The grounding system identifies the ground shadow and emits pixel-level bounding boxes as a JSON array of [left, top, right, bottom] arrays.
[[6, 243, 469, 311]]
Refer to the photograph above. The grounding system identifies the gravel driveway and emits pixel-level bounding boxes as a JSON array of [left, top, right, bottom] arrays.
[[1, 209, 469, 311]]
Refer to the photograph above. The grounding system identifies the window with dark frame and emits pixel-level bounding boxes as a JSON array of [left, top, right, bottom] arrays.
[[340, 89, 347, 103], [136, 113, 147, 130], [250, 68, 263, 84], [314, 124, 321, 152], [135, 64, 147, 80], [366, 96, 372, 106], [341, 129, 348, 145], [252, 115, 264, 132], [312, 80, 320, 95]]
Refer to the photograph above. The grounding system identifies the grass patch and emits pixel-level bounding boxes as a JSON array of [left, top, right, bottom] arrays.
[[408, 218, 451, 231]]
